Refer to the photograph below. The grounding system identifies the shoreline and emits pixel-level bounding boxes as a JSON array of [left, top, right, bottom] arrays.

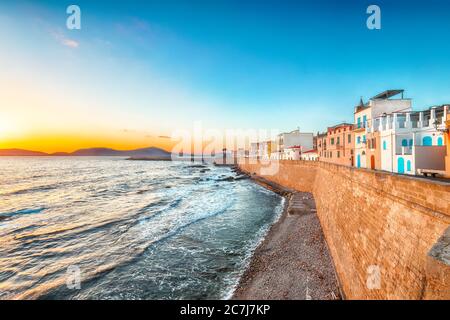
[[231, 171, 341, 300]]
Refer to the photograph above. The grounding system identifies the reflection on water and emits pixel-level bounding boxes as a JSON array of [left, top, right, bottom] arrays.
[[0, 157, 283, 299]]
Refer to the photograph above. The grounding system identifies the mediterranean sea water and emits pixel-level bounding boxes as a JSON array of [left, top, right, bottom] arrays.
[[0, 157, 283, 299]]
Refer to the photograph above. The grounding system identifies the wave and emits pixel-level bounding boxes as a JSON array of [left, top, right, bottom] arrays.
[[0, 158, 284, 300], [223, 196, 285, 300], [3, 183, 60, 196], [0, 207, 46, 218]]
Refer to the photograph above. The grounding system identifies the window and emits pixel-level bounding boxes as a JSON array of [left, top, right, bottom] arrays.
[[383, 141, 387, 150], [348, 134, 351, 143], [357, 117, 361, 128], [422, 136, 432, 146], [331, 138, 335, 145], [337, 151, 340, 158], [363, 115, 367, 127], [330, 151, 332, 158], [409, 139, 413, 147], [363, 135, 366, 143], [372, 138, 376, 149], [437, 137, 443, 146], [401, 139, 408, 147], [337, 137, 340, 145], [407, 160, 411, 172], [357, 136, 361, 144]]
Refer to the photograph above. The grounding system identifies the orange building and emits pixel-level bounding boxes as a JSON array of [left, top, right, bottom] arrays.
[[318, 123, 354, 166], [365, 131, 381, 170]]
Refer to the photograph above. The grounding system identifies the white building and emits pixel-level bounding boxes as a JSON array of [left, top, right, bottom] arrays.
[[368, 105, 448, 175], [274, 129, 313, 160], [249, 142, 260, 158], [354, 90, 412, 168], [301, 149, 319, 161], [283, 146, 302, 160]]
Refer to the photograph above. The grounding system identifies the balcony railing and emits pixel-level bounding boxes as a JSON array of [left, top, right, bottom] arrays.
[[396, 146, 413, 155]]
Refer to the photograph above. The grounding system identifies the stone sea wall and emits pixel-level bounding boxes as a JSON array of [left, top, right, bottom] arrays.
[[238, 160, 450, 299]]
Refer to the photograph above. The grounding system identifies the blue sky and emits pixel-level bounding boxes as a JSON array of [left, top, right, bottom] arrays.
[[1, 0, 450, 151]]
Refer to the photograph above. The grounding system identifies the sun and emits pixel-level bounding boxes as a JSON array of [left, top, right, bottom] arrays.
[[0, 116, 17, 138]]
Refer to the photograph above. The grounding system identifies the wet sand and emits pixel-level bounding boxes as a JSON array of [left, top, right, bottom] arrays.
[[232, 175, 341, 300]]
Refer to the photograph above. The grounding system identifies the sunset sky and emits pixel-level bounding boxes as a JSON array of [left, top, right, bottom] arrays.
[[1, 0, 450, 153]]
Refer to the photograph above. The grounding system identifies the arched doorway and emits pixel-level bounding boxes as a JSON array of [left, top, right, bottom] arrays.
[[397, 157, 405, 174], [370, 155, 375, 170]]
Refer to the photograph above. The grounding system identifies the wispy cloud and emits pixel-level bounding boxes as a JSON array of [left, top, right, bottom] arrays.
[[50, 29, 79, 48], [61, 38, 79, 48]]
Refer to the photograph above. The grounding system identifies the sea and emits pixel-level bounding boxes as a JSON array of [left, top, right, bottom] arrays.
[[0, 157, 284, 299]]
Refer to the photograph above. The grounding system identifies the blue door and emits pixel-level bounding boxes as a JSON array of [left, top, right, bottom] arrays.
[[357, 154, 361, 168], [397, 157, 405, 174]]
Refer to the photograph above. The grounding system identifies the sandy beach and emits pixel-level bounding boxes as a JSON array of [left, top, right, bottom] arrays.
[[232, 175, 341, 300]]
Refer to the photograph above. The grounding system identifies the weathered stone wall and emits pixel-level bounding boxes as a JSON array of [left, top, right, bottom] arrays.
[[238, 160, 450, 299]]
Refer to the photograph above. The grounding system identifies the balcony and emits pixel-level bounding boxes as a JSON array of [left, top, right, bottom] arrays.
[[396, 146, 413, 155], [354, 123, 367, 132]]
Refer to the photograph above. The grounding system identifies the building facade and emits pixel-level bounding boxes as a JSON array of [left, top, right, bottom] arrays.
[[272, 129, 314, 160], [368, 105, 448, 175], [445, 106, 450, 178], [249, 142, 260, 158], [319, 123, 354, 166], [301, 149, 319, 161], [446, 110, 450, 178], [283, 145, 302, 160], [317, 132, 327, 160], [258, 140, 274, 159], [354, 90, 412, 168], [365, 130, 381, 170]]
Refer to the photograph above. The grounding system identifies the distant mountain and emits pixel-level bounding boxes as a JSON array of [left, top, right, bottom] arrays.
[[0, 147, 172, 157], [50, 152, 71, 156], [70, 148, 126, 156], [0, 148, 49, 156], [123, 147, 172, 157], [69, 147, 171, 157]]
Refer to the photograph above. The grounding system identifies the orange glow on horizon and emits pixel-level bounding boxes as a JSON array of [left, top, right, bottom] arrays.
[[0, 134, 177, 154]]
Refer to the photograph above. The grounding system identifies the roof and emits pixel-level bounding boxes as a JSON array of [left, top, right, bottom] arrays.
[[371, 89, 404, 100], [327, 122, 354, 130], [302, 149, 318, 154]]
